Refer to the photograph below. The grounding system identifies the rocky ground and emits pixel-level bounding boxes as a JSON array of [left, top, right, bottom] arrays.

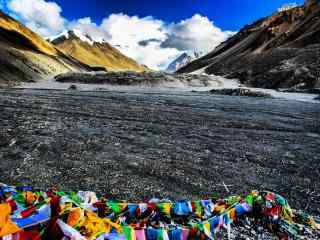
[[50, 71, 320, 102], [209, 88, 272, 98], [0, 89, 320, 218], [54, 71, 217, 88]]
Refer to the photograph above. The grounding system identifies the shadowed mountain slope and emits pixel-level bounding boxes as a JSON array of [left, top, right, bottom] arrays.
[[178, 0, 320, 90]]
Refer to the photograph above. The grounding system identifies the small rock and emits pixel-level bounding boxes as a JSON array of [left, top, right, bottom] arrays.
[[284, 151, 296, 159], [69, 84, 77, 90], [9, 139, 16, 147]]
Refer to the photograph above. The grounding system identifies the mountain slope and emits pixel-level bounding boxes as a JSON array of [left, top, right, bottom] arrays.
[[178, 0, 320, 89], [0, 11, 89, 86], [166, 52, 202, 73], [51, 30, 148, 72]]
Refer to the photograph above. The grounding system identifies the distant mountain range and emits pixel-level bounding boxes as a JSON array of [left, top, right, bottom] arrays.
[[0, 11, 147, 86], [51, 30, 148, 72], [1, 0, 320, 90], [166, 51, 203, 73], [178, 0, 320, 90]]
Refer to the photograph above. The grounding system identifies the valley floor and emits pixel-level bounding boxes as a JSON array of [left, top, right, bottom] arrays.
[[0, 89, 319, 214]]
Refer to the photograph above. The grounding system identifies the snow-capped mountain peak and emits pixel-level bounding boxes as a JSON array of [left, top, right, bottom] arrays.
[[50, 29, 106, 45], [166, 51, 204, 73]]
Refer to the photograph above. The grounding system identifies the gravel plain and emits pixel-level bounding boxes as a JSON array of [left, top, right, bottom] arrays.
[[0, 88, 319, 215]]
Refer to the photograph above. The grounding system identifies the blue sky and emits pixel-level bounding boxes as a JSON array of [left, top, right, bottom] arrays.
[[52, 0, 304, 31], [0, 0, 305, 69]]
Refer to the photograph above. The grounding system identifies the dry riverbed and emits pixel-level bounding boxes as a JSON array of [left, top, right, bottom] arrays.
[[0, 89, 319, 215]]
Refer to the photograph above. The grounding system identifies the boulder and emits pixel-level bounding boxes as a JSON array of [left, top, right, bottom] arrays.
[[209, 88, 272, 98]]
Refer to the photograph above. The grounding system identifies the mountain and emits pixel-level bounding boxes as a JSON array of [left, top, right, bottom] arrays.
[[0, 11, 89, 87], [178, 0, 320, 90], [166, 51, 202, 73], [51, 30, 148, 72]]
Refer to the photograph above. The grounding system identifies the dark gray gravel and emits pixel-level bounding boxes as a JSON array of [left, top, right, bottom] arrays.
[[0, 89, 319, 215]]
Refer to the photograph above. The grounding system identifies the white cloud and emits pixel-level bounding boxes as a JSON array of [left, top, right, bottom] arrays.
[[116, 40, 180, 70], [162, 14, 235, 52], [69, 17, 110, 43], [97, 13, 234, 69], [7, 0, 65, 37], [101, 13, 167, 45], [3, 0, 234, 69], [99, 13, 179, 69], [67, 13, 180, 69]]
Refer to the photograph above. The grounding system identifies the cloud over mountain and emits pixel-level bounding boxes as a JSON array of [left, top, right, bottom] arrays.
[[161, 14, 235, 52], [4, 0, 233, 69], [69, 17, 110, 42], [7, 0, 65, 37], [99, 13, 180, 69]]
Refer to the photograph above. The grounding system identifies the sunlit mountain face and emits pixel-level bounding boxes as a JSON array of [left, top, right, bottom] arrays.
[[50, 29, 148, 72]]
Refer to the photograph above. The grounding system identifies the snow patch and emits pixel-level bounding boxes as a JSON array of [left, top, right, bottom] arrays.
[[49, 29, 106, 45], [278, 3, 298, 12], [191, 72, 319, 103], [48, 30, 69, 42], [72, 29, 94, 45]]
